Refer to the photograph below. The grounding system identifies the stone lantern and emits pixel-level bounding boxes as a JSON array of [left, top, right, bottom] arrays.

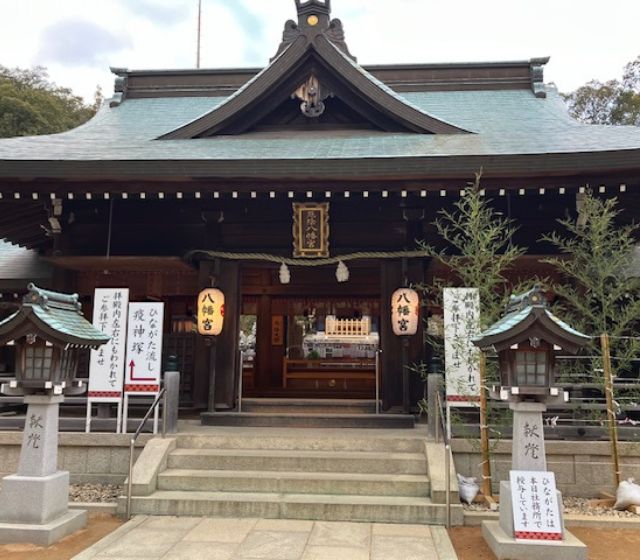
[[0, 284, 110, 546], [472, 285, 590, 559], [474, 285, 590, 407]]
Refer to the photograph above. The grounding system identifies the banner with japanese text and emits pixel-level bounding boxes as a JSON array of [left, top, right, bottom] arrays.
[[88, 288, 129, 401], [443, 288, 481, 404], [124, 302, 164, 394]]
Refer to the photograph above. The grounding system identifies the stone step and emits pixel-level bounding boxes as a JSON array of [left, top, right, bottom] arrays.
[[240, 398, 378, 415], [200, 412, 415, 429], [176, 433, 426, 453], [157, 469, 431, 497], [119, 490, 464, 525], [167, 448, 427, 475]]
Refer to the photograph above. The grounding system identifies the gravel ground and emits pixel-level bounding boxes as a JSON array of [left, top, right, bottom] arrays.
[[0, 481, 122, 503], [69, 483, 122, 503], [463, 497, 640, 517]]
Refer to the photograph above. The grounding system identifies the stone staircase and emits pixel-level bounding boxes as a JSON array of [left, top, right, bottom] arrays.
[[201, 399, 415, 428], [120, 428, 463, 525]]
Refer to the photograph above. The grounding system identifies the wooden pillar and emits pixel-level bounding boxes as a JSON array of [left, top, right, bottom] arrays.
[[380, 261, 402, 410], [255, 270, 273, 390], [193, 260, 214, 409], [214, 260, 240, 410]]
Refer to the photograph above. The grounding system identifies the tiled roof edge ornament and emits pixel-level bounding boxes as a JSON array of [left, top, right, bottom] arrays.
[[273, 0, 356, 62], [530, 57, 550, 99], [505, 283, 547, 314], [23, 282, 82, 313], [109, 67, 129, 108]]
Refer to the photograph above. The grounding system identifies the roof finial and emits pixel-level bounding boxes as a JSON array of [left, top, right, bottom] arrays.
[[295, 0, 331, 13], [293, 0, 332, 31]]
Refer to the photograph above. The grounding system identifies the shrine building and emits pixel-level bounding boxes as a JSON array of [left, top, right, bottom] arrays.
[[1, 0, 639, 419]]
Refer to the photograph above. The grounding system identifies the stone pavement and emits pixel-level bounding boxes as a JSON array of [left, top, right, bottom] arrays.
[[72, 516, 458, 560]]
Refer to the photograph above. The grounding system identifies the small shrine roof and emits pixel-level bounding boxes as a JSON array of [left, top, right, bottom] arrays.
[[477, 306, 588, 342], [0, 284, 109, 348], [473, 286, 590, 353]]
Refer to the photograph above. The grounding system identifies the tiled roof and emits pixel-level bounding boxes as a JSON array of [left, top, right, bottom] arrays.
[[0, 86, 639, 171], [473, 305, 590, 344], [0, 240, 51, 282], [475, 306, 533, 339]]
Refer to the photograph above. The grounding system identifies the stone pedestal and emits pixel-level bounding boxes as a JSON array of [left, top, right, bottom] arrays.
[[164, 370, 180, 434], [0, 395, 87, 545], [482, 520, 588, 560], [510, 402, 547, 471]]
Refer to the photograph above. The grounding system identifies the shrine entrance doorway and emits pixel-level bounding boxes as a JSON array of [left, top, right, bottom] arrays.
[[240, 264, 381, 399]]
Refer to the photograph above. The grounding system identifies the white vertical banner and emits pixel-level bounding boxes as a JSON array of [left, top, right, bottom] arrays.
[[443, 288, 481, 404], [86, 288, 129, 432], [124, 302, 165, 393], [122, 302, 165, 433]]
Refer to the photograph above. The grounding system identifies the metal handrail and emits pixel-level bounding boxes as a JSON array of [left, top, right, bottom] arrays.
[[125, 387, 167, 520], [435, 391, 452, 529], [375, 349, 382, 415], [237, 350, 244, 413]]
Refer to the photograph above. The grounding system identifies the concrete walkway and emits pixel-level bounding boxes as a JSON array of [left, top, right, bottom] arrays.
[[72, 516, 458, 560]]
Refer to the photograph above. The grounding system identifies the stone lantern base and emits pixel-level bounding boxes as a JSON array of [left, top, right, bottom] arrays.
[[0, 395, 87, 546], [482, 520, 588, 560], [0, 510, 87, 547]]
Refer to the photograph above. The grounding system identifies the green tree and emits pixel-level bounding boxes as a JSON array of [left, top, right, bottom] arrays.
[[542, 191, 640, 430], [542, 191, 640, 368], [0, 66, 96, 138], [423, 171, 526, 328], [563, 55, 640, 125]]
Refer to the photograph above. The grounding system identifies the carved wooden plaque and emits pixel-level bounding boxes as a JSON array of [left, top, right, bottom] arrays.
[[293, 202, 329, 258], [271, 316, 284, 346]]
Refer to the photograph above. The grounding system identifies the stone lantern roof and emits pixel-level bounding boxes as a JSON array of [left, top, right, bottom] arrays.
[[472, 285, 590, 354], [0, 283, 109, 349]]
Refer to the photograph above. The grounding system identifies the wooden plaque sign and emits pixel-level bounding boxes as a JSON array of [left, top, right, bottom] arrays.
[[271, 316, 284, 346], [293, 202, 329, 258]]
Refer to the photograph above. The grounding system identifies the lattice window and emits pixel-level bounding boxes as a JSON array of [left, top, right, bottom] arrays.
[[515, 351, 547, 386], [23, 344, 53, 380]]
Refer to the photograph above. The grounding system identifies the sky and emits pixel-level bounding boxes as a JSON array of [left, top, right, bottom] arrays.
[[0, 0, 638, 104]]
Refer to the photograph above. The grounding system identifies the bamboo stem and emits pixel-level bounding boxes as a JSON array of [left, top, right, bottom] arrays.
[[601, 333, 621, 487], [478, 351, 493, 500]]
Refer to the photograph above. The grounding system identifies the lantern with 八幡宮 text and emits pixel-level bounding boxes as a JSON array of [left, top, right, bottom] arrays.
[[197, 288, 225, 336], [391, 288, 419, 336]]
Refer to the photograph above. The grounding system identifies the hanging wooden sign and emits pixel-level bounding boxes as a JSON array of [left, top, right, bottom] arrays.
[[293, 202, 329, 258]]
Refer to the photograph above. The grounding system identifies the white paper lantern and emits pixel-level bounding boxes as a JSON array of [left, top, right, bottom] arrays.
[[197, 288, 225, 336], [391, 288, 420, 336]]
